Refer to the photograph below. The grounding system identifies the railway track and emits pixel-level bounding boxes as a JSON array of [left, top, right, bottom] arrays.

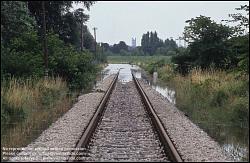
[[68, 72, 183, 162]]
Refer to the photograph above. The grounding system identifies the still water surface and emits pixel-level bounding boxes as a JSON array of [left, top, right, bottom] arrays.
[[97, 63, 249, 162]]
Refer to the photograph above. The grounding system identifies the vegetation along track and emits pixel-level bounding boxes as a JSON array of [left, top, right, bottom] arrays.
[[68, 72, 183, 162]]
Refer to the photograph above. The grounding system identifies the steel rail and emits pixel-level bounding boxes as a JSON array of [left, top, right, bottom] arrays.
[[132, 73, 183, 162], [67, 72, 119, 162]]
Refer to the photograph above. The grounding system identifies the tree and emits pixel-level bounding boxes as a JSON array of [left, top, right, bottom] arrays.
[[82, 25, 95, 51], [1, 1, 43, 77], [141, 31, 167, 55], [224, 5, 249, 36], [59, 12, 79, 46], [1, 1, 35, 45], [173, 16, 233, 70], [74, 8, 89, 51], [101, 43, 110, 51], [111, 41, 128, 54], [141, 32, 150, 55], [27, 1, 95, 45], [225, 5, 249, 73]]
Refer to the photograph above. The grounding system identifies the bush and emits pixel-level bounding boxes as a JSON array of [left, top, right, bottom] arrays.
[[1, 31, 98, 91], [47, 33, 98, 90], [1, 31, 43, 78]]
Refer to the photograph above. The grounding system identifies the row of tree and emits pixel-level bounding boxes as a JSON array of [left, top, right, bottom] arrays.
[[141, 31, 177, 55], [1, 1, 99, 90], [101, 31, 178, 56], [172, 5, 249, 74], [101, 41, 128, 54]]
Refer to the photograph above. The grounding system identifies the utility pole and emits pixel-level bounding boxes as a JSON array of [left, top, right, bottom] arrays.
[[93, 27, 97, 61], [42, 1, 48, 79]]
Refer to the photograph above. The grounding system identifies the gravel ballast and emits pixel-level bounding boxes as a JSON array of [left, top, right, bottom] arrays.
[[138, 79, 231, 162], [9, 75, 116, 162], [80, 81, 169, 162]]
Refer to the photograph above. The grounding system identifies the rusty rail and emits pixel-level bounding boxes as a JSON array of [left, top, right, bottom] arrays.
[[67, 72, 119, 162], [132, 73, 183, 162]]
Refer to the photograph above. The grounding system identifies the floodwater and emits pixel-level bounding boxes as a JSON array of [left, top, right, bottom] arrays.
[[99, 64, 176, 103], [96, 63, 249, 162], [102, 64, 141, 83]]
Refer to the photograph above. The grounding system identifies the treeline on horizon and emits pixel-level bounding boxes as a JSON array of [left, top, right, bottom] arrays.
[[101, 31, 178, 56]]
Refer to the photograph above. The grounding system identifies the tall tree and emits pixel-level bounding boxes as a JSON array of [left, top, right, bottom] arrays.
[[74, 8, 89, 51], [141, 31, 163, 55], [225, 5, 249, 73], [225, 5, 249, 36], [1, 1, 35, 44], [182, 16, 233, 68], [27, 1, 95, 44], [111, 41, 128, 54]]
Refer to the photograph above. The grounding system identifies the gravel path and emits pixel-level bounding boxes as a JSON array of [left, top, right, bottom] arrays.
[[9, 75, 115, 162], [79, 81, 169, 162], [138, 79, 231, 162]]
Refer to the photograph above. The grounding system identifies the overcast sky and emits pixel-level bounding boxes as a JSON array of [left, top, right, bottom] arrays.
[[74, 1, 248, 46]]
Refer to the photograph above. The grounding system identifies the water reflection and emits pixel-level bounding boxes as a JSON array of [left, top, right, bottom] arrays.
[[99, 64, 176, 105], [101, 64, 141, 83], [199, 122, 249, 161], [151, 85, 176, 104]]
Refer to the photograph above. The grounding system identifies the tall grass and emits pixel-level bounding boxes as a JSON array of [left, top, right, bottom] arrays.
[[166, 67, 249, 128], [1, 77, 76, 149]]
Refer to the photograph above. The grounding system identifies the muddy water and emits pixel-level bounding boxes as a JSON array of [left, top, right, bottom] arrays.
[[95, 63, 249, 162]]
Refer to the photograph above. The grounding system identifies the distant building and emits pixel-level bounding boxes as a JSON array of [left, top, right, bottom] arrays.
[[132, 37, 136, 48]]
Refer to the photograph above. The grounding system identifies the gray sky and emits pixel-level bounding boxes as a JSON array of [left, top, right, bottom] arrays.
[[74, 1, 248, 46]]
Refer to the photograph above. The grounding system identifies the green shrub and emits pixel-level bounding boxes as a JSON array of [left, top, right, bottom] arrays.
[[47, 33, 98, 90], [1, 31, 98, 91], [1, 31, 43, 78]]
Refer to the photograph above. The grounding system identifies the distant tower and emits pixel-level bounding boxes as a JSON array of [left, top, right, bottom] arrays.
[[132, 37, 136, 48]]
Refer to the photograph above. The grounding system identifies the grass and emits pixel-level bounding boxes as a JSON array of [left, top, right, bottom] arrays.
[[167, 68, 249, 161], [1, 77, 77, 151], [107, 55, 172, 65], [161, 67, 249, 128]]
